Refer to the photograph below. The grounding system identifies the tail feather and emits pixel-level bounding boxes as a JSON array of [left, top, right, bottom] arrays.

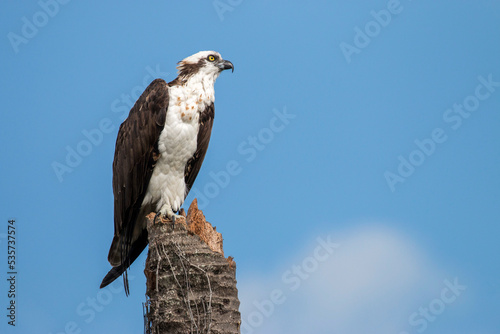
[[100, 265, 126, 289], [100, 229, 148, 295]]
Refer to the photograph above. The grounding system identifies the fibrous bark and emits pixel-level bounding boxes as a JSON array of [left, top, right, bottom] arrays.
[[144, 199, 240, 334]]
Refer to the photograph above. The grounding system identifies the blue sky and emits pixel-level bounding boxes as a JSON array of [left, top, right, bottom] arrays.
[[1, 1, 499, 333]]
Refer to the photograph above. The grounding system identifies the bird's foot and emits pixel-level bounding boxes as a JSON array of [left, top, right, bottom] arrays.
[[153, 211, 162, 224], [170, 213, 184, 223], [157, 205, 184, 229], [169, 213, 184, 230]]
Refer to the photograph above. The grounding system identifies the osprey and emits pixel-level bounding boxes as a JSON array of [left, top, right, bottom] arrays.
[[100, 51, 233, 293]]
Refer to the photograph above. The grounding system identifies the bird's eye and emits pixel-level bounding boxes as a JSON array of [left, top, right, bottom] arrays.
[[207, 55, 216, 62]]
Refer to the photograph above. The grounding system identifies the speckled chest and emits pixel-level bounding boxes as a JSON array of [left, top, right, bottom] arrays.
[[142, 80, 215, 210]]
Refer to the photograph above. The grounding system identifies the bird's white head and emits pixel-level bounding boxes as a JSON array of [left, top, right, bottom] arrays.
[[173, 51, 234, 85]]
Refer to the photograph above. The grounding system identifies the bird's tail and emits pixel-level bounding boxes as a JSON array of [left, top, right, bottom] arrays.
[[100, 264, 130, 291], [99, 228, 148, 295]]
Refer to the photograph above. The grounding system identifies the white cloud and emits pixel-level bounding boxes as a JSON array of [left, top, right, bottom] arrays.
[[238, 224, 450, 334]]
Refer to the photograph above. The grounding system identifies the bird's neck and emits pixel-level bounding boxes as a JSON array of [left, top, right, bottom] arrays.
[[182, 72, 218, 103]]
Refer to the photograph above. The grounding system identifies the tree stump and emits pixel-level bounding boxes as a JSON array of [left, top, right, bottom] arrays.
[[144, 199, 240, 334]]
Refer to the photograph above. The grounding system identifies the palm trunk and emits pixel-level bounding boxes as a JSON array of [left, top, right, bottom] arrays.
[[144, 199, 241, 334]]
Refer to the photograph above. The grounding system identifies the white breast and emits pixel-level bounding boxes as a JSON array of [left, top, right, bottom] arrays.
[[142, 75, 215, 213]]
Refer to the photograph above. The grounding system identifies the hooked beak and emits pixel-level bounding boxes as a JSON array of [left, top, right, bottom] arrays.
[[218, 59, 234, 73]]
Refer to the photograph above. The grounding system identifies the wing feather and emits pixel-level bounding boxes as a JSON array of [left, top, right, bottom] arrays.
[[112, 79, 168, 242], [101, 79, 168, 291]]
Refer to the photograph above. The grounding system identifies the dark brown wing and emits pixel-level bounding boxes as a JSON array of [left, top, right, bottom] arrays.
[[101, 79, 168, 292], [184, 103, 215, 194]]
